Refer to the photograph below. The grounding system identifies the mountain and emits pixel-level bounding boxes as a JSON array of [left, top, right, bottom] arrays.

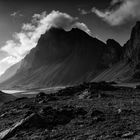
[[93, 21, 140, 83], [0, 91, 16, 104], [106, 39, 123, 64], [123, 21, 140, 64], [0, 28, 122, 89], [123, 21, 140, 81], [0, 62, 21, 84]]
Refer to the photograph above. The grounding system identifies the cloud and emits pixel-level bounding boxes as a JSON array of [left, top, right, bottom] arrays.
[[0, 10, 90, 75], [11, 11, 23, 17], [0, 56, 19, 75], [92, 0, 140, 26], [78, 8, 89, 15]]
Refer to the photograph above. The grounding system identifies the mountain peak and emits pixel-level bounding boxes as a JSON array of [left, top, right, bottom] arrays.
[[135, 21, 140, 26], [106, 39, 121, 48], [38, 27, 91, 43], [131, 21, 140, 43], [27, 27, 105, 67], [123, 21, 140, 64]]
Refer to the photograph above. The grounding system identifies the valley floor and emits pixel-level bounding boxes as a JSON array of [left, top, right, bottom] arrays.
[[0, 82, 140, 140]]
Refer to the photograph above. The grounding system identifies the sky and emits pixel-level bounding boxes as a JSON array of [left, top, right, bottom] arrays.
[[0, 0, 139, 75]]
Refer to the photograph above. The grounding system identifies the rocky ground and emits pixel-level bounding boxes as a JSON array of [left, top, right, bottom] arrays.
[[0, 82, 140, 140]]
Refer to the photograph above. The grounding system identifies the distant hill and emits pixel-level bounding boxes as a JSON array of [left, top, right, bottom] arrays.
[[0, 91, 16, 104]]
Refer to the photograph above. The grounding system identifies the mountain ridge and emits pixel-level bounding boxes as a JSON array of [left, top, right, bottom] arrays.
[[0, 27, 123, 89], [2, 24, 140, 89], [93, 21, 140, 83]]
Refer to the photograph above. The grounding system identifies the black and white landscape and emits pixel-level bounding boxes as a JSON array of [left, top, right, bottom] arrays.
[[1, 0, 140, 139]]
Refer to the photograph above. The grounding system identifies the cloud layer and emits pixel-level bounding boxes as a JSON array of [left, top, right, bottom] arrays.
[[0, 10, 90, 75], [92, 0, 140, 26]]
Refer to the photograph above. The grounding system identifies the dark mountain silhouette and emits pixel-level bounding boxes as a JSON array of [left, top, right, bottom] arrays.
[[106, 39, 123, 63], [0, 28, 122, 89], [123, 21, 140, 64]]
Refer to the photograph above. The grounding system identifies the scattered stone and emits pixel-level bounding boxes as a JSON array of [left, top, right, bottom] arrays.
[[39, 105, 87, 129], [0, 113, 6, 118], [21, 104, 30, 109], [121, 131, 135, 138], [90, 81, 117, 91], [0, 113, 45, 140], [15, 97, 28, 101], [78, 90, 90, 99], [35, 92, 47, 102], [0, 81, 139, 139], [118, 109, 135, 115], [91, 110, 105, 122], [136, 85, 140, 89], [35, 92, 57, 103]]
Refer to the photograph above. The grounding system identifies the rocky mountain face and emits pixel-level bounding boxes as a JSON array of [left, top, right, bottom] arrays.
[[124, 22, 140, 65], [106, 39, 123, 66], [0, 27, 123, 89], [93, 21, 140, 82], [122, 22, 140, 80]]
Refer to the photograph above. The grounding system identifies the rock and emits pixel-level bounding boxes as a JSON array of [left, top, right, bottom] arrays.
[[90, 81, 117, 91], [121, 131, 135, 138], [15, 97, 28, 101], [91, 110, 105, 122], [75, 107, 87, 117], [136, 85, 140, 89], [0, 113, 45, 140], [106, 39, 123, 65], [118, 109, 135, 115], [0, 119, 24, 140], [35, 92, 57, 103], [40, 106, 75, 129], [35, 92, 47, 102], [124, 21, 140, 65], [39, 105, 87, 129], [57, 84, 87, 97], [21, 104, 30, 109], [0, 113, 6, 118], [78, 90, 90, 99], [118, 108, 122, 114]]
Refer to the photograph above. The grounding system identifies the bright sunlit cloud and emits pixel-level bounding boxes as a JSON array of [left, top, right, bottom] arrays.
[[11, 11, 23, 17], [92, 0, 140, 26], [79, 0, 140, 26]]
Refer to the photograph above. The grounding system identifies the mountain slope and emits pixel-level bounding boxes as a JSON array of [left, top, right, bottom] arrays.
[[93, 22, 140, 83], [0, 91, 16, 104], [0, 28, 122, 89], [0, 62, 21, 84], [92, 62, 132, 82]]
